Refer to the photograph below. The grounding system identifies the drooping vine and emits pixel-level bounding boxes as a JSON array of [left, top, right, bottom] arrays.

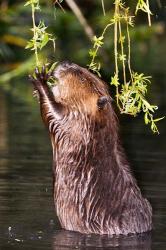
[[88, 0, 164, 134]]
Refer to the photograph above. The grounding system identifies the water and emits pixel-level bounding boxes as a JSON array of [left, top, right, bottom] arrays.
[[0, 83, 165, 250]]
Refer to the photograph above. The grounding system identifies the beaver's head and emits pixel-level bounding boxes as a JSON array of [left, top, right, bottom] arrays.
[[30, 61, 117, 136], [51, 61, 111, 115]]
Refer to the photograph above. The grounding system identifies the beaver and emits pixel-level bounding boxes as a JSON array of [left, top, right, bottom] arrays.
[[29, 61, 152, 235]]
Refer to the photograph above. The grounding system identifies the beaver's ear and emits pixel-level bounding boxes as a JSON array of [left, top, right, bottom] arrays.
[[97, 96, 108, 110]]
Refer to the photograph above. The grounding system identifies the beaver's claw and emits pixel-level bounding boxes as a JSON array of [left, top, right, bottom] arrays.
[[35, 65, 52, 83], [29, 65, 52, 86]]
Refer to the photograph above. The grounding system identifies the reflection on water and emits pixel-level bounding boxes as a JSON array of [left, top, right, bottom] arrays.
[[52, 230, 151, 250], [0, 84, 165, 250]]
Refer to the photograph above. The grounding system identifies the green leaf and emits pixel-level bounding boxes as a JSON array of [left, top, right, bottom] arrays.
[[48, 62, 58, 73], [40, 33, 49, 49], [24, 1, 31, 7], [25, 41, 34, 49], [119, 36, 125, 44], [111, 74, 120, 87], [142, 99, 156, 112], [144, 112, 149, 125], [119, 54, 126, 61], [153, 117, 165, 122], [89, 49, 96, 57], [93, 36, 104, 48]]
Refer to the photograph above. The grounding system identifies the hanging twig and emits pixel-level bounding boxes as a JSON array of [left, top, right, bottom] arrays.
[[118, 20, 127, 85], [156, 0, 162, 8], [146, 0, 151, 26], [31, 3, 39, 66], [54, 0, 65, 13], [65, 0, 95, 40], [101, 0, 106, 16], [114, 1, 119, 77], [126, 11, 133, 81]]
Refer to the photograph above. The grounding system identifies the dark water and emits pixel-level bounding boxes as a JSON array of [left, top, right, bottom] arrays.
[[0, 82, 165, 250]]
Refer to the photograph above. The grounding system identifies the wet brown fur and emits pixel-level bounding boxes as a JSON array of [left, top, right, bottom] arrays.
[[30, 62, 152, 235]]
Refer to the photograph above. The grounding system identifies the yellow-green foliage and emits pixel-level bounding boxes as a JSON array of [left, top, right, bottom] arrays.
[[25, 0, 55, 66], [88, 0, 164, 134]]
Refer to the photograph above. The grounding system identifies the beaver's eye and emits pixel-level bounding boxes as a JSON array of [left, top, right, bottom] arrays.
[[80, 77, 85, 83], [78, 71, 85, 83]]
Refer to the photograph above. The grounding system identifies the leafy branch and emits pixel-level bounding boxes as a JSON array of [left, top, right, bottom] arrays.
[[25, 0, 55, 67], [88, 22, 114, 76], [136, 0, 152, 26], [88, 0, 164, 134]]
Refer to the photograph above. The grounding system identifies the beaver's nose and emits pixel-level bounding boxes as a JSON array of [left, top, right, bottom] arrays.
[[53, 61, 74, 79], [60, 60, 73, 68], [53, 61, 79, 79]]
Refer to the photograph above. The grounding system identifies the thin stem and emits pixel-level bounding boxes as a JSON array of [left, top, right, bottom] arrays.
[[102, 22, 113, 36], [31, 2, 39, 66], [90, 22, 113, 66], [146, 0, 151, 26], [114, 1, 118, 76], [114, 0, 120, 108], [55, 0, 66, 12], [65, 0, 94, 40], [118, 20, 126, 85], [101, 0, 106, 16], [126, 11, 133, 82]]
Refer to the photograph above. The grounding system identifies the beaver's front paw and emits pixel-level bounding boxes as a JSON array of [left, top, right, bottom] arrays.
[[35, 66, 51, 84], [29, 65, 52, 86]]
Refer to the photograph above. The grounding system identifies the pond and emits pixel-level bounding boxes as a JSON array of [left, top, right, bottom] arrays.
[[0, 79, 165, 250]]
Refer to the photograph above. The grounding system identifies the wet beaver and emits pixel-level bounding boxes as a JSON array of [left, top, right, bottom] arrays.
[[29, 61, 152, 235]]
